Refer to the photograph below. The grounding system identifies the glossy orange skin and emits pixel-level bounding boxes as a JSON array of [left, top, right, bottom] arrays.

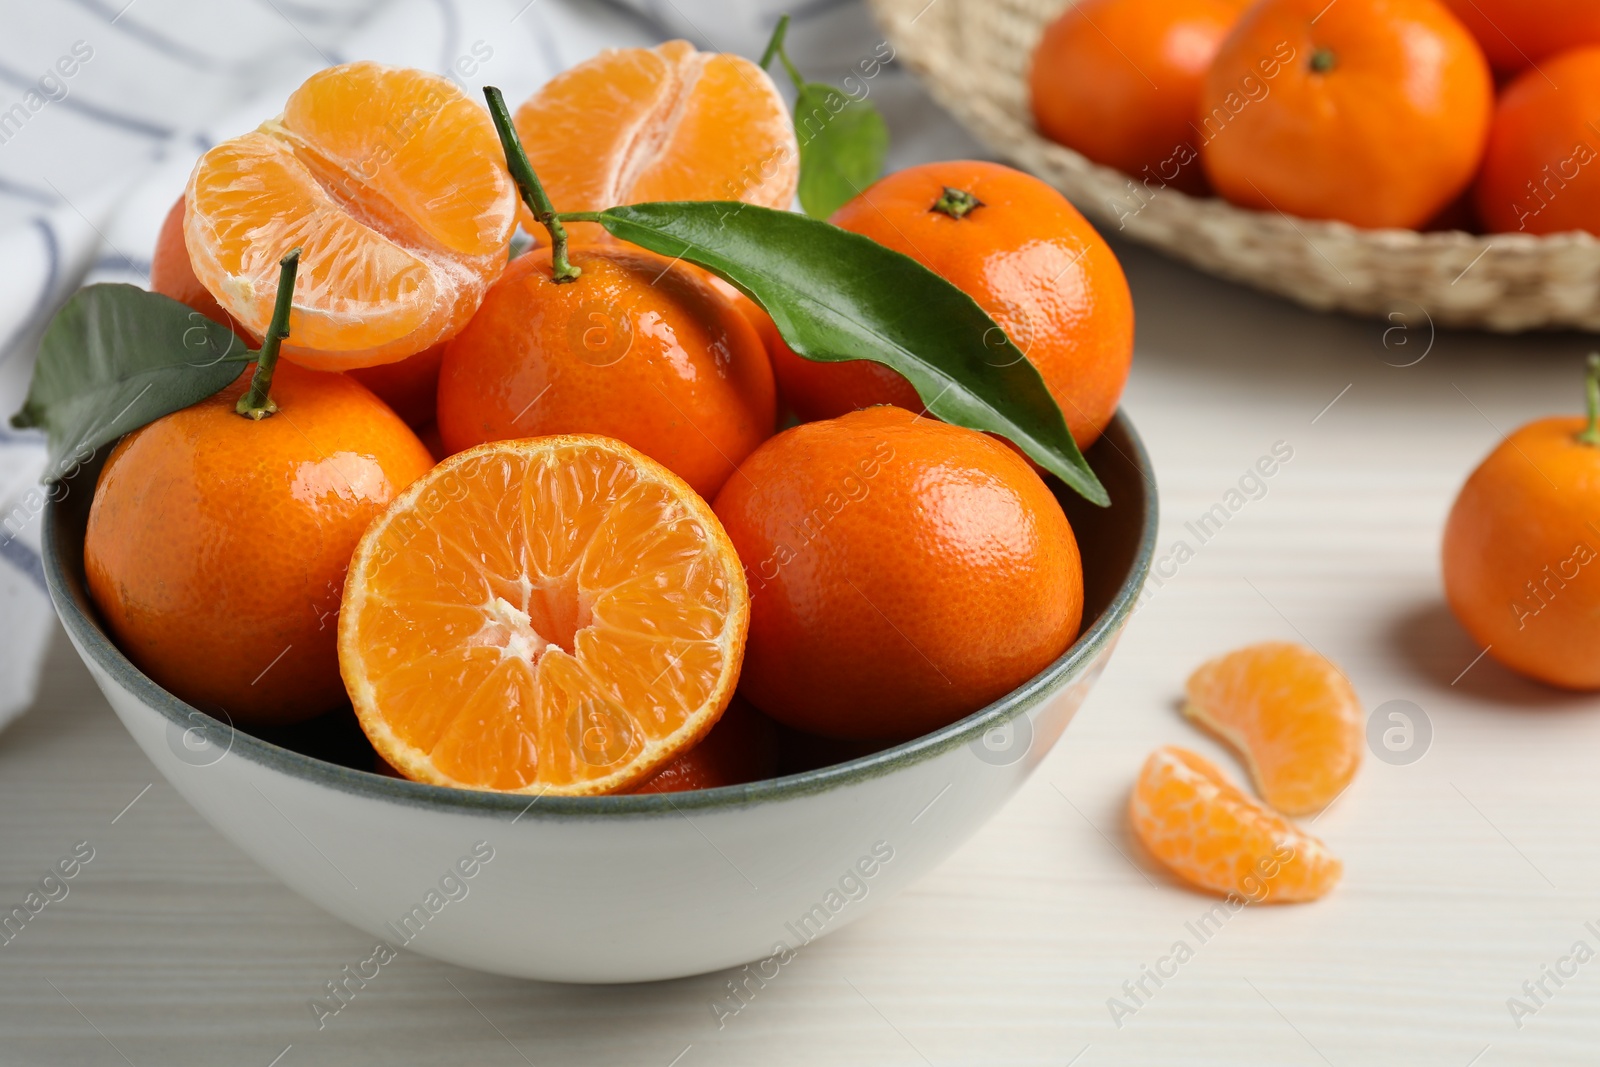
[[1443, 417, 1600, 689], [1442, 0, 1600, 72], [629, 697, 778, 793], [713, 406, 1084, 740], [85, 363, 434, 725], [1200, 0, 1494, 230], [1475, 47, 1600, 236], [152, 194, 443, 428], [1030, 0, 1249, 195], [822, 161, 1134, 450], [437, 245, 776, 501]]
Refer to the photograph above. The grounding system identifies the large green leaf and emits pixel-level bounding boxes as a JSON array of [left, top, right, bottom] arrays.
[[792, 83, 889, 219], [11, 284, 248, 480], [567, 202, 1107, 505]]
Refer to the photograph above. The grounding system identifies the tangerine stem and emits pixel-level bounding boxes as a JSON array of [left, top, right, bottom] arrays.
[[235, 247, 301, 420], [484, 85, 581, 284], [1579, 353, 1600, 447], [759, 15, 805, 94]]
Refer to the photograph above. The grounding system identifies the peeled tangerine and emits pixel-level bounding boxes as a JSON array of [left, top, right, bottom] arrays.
[[1184, 642, 1362, 816], [185, 62, 517, 370], [338, 436, 749, 796], [1130, 747, 1342, 903]]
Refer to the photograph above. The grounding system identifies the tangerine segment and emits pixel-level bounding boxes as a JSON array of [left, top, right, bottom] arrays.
[[1130, 747, 1342, 903], [186, 62, 516, 371], [339, 436, 749, 796], [512, 41, 797, 235], [1184, 642, 1362, 816]]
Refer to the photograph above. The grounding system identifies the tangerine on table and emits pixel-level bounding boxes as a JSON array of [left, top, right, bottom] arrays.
[[339, 436, 749, 796], [1199, 0, 1494, 230], [1442, 355, 1600, 689], [512, 41, 797, 241], [1475, 46, 1600, 236], [1441, 0, 1600, 73], [712, 405, 1084, 741], [1184, 642, 1363, 816], [778, 160, 1132, 451], [152, 194, 445, 427], [1130, 746, 1343, 902], [1029, 0, 1251, 196], [435, 244, 776, 501], [85, 361, 434, 727], [185, 62, 517, 370]]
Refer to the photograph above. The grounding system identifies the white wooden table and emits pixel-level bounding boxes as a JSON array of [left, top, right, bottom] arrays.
[[4, 238, 1598, 1066]]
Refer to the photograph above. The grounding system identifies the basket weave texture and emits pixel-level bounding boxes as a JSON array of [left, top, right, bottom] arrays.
[[870, 0, 1600, 332]]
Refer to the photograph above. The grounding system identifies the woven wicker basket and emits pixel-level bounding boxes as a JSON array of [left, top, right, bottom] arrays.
[[870, 0, 1600, 332]]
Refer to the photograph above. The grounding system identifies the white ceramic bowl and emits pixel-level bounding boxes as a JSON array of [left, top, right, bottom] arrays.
[[44, 414, 1156, 983]]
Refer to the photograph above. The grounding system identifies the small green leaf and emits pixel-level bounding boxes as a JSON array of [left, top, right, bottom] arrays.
[[792, 84, 889, 219], [566, 202, 1108, 505], [11, 284, 249, 481]]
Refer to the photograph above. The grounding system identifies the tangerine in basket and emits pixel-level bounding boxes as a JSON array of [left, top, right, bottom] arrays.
[[1199, 0, 1494, 230], [712, 405, 1083, 741], [85, 342, 434, 725], [1442, 0, 1600, 73], [1130, 746, 1342, 902], [512, 41, 797, 241], [1442, 356, 1600, 689], [435, 244, 776, 501], [153, 193, 445, 427], [781, 160, 1132, 450], [1184, 642, 1362, 816], [185, 62, 517, 370], [1475, 46, 1600, 236], [1029, 0, 1251, 196], [338, 436, 749, 796]]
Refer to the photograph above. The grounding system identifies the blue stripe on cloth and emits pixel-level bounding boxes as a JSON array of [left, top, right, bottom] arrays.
[[0, 534, 47, 596], [0, 174, 60, 207], [0, 217, 60, 365], [67, 0, 224, 71], [0, 61, 176, 140]]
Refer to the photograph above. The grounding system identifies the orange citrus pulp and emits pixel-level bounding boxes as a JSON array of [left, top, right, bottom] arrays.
[[1184, 642, 1362, 816], [1130, 746, 1342, 903], [185, 62, 517, 370], [339, 436, 748, 796], [512, 40, 797, 239]]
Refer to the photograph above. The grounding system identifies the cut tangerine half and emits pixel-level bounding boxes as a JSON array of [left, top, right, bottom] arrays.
[[1184, 642, 1363, 816], [186, 62, 517, 370], [338, 436, 749, 796], [1130, 746, 1342, 903], [512, 41, 797, 238]]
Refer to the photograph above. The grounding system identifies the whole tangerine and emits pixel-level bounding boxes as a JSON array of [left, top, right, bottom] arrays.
[[86, 361, 434, 725], [1442, 355, 1600, 689], [1441, 0, 1600, 73], [436, 244, 776, 501], [799, 160, 1132, 450], [1475, 46, 1600, 236], [712, 405, 1084, 741], [152, 193, 445, 427], [1199, 0, 1494, 230], [1029, 0, 1251, 196]]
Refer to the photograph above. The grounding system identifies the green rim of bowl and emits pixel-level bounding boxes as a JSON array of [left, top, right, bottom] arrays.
[[44, 412, 1157, 820]]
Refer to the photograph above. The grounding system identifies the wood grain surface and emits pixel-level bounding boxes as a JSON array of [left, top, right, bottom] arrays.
[[3, 240, 1597, 1066]]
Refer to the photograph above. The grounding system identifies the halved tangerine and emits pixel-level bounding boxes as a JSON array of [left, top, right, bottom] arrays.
[[185, 62, 517, 370], [338, 436, 749, 796], [1130, 746, 1342, 903], [512, 40, 797, 239], [1184, 642, 1362, 816]]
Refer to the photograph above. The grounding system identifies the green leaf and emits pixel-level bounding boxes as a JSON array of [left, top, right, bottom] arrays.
[[567, 202, 1108, 505], [11, 284, 249, 481], [792, 84, 889, 219]]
